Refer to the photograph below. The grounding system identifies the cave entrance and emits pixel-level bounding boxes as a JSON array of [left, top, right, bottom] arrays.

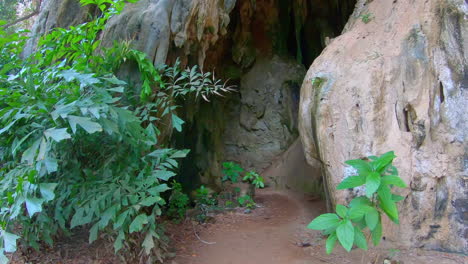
[[176, 0, 357, 198]]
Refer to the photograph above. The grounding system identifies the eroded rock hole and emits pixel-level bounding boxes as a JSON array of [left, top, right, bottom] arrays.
[[439, 81, 445, 103]]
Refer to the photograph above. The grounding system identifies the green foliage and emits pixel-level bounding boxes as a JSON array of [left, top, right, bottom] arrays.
[[221, 162, 243, 183], [237, 195, 255, 209], [194, 185, 217, 222], [0, 0, 21, 23], [195, 185, 216, 207], [310, 77, 324, 88], [243, 171, 265, 189], [361, 13, 374, 24], [167, 181, 189, 222], [307, 151, 406, 254], [0, 0, 230, 262]]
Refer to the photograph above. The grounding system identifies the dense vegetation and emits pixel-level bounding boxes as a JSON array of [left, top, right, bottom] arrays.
[[0, 0, 233, 262]]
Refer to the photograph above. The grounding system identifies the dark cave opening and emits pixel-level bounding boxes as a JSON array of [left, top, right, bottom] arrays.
[[175, 0, 357, 194]]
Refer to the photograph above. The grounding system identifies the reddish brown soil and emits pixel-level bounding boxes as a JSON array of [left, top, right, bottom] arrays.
[[9, 189, 467, 264], [170, 189, 467, 264]]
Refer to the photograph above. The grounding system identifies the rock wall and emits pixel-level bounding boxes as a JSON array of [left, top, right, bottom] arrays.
[[299, 0, 467, 253], [223, 56, 305, 172]]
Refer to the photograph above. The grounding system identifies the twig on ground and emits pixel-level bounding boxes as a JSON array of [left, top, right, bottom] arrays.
[[191, 221, 216, 245]]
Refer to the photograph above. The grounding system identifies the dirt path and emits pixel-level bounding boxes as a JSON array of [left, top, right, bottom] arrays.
[[172, 189, 467, 264]]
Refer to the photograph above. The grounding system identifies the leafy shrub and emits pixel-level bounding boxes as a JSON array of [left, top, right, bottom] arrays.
[[237, 195, 255, 209], [221, 162, 243, 183], [361, 13, 374, 24], [194, 185, 217, 207], [0, 0, 231, 262], [243, 171, 265, 189], [307, 151, 407, 254], [193, 185, 217, 222], [167, 181, 189, 222]]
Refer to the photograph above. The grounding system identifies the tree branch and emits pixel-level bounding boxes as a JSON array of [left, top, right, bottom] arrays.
[[2, 0, 42, 29]]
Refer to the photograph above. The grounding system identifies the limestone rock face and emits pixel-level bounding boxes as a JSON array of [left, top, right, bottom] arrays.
[[299, 0, 467, 253], [101, 0, 236, 67], [25, 0, 236, 67], [224, 56, 305, 172]]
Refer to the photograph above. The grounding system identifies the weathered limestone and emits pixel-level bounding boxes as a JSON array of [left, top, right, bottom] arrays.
[[299, 0, 467, 253], [224, 56, 305, 172]]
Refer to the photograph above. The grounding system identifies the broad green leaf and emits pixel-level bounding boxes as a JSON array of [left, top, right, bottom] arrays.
[[381, 175, 407, 188], [101, 118, 119, 135], [371, 151, 396, 172], [12, 130, 36, 156], [99, 205, 117, 228], [147, 184, 170, 195], [365, 208, 379, 230], [59, 69, 100, 88], [129, 214, 148, 233], [307, 214, 340, 230], [378, 185, 399, 223], [142, 233, 155, 255], [0, 119, 17, 135], [102, 76, 127, 85], [366, 171, 381, 198], [170, 149, 190, 158], [336, 205, 348, 218], [153, 170, 176, 181], [107, 87, 125, 93], [25, 197, 43, 217], [371, 219, 382, 246], [68, 115, 103, 134], [140, 196, 161, 207], [44, 157, 58, 173], [114, 210, 130, 229], [392, 194, 405, 202], [349, 197, 372, 207], [3, 232, 20, 252], [0, 251, 8, 264], [326, 233, 338, 255], [349, 204, 372, 221], [37, 137, 47, 161], [39, 183, 58, 201], [171, 114, 184, 132], [44, 128, 71, 142], [344, 159, 372, 176], [71, 208, 87, 228], [21, 138, 41, 165], [147, 148, 172, 158], [114, 231, 125, 253], [89, 223, 99, 244], [353, 226, 368, 250], [337, 175, 365, 190], [336, 220, 354, 252]]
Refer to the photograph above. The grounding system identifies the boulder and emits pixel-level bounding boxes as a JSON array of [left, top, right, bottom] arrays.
[[299, 0, 467, 252]]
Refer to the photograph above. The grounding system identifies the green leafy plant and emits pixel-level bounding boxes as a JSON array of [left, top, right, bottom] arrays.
[[0, 0, 231, 262], [221, 162, 243, 183], [225, 200, 235, 208], [194, 185, 217, 222], [237, 195, 255, 209], [307, 151, 406, 254], [167, 181, 190, 222], [194, 185, 216, 207], [243, 171, 265, 189], [361, 13, 374, 24]]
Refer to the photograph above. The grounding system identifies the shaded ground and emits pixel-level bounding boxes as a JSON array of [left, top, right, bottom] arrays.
[[170, 189, 467, 264], [9, 189, 467, 263]]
